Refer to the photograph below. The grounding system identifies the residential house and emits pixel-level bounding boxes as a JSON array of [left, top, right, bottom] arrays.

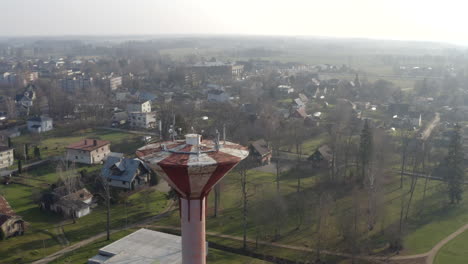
[[289, 107, 309, 119], [249, 139, 272, 165], [207, 89, 230, 102], [27, 116, 53, 133], [308, 145, 333, 169], [127, 100, 151, 113], [293, 98, 305, 109], [240, 103, 258, 120], [66, 139, 111, 164], [0, 146, 13, 170], [15, 84, 36, 109], [278, 85, 294, 95], [0, 195, 26, 239], [40, 187, 93, 218], [298, 93, 309, 104], [101, 156, 150, 190], [304, 115, 320, 127], [128, 112, 157, 129]]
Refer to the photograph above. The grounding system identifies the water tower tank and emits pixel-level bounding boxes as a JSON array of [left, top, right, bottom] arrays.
[[136, 134, 249, 264]]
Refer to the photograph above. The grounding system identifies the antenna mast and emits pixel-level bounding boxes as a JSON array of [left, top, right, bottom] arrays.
[[223, 124, 226, 144]]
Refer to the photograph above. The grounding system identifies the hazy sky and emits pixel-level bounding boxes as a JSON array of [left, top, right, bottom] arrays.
[[1, 0, 465, 44]]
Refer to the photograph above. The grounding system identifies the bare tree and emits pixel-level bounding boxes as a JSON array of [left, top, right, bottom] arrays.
[[96, 173, 112, 241]]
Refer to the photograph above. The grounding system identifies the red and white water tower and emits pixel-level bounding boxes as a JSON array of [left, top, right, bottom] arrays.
[[136, 133, 249, 264]]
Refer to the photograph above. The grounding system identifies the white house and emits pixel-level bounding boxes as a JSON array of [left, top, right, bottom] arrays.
[[66, 139, 111, 164], [0, 146, 13, 170], [27, 116, 53, 133], [127, 100, 151, 113], [42, 188, 93, 219], [278, 85, 294, 95]]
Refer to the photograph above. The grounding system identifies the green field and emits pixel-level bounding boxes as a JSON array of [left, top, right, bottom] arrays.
[[434, 230, 468, 264], [11, 127, 144, 160], [153, 159, 468, 259]]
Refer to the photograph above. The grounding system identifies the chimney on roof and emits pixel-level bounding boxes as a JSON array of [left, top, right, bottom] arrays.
[[93, 139, 97, 146], [84, 139, 87, 145]]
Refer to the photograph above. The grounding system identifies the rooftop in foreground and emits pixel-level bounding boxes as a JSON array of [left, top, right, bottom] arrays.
[[88, 228, 182, 264]]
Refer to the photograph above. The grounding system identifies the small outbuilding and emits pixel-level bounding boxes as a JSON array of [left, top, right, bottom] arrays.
[[249, 139, 272, 165], [0, 195, 26, 239], [308, 145, 333, 169]]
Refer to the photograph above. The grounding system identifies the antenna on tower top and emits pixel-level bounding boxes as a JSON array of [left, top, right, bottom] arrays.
[[169, 127, 175, 142], [197, 135, 201, 156], [215, 129, 220, 151], [223, 124, 226, 144], [159, 120, 162, 140]]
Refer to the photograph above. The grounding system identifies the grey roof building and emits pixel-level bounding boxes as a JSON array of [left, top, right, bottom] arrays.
[[101, 156, 150, 190], [27, 116, 53, 133]]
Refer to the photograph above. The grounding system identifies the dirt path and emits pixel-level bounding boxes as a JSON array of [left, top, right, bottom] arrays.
[[424, 222, 468, 264]]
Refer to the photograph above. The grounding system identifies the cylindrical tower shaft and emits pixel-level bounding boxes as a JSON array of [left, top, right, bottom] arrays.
[[181, 197, 206, 264]]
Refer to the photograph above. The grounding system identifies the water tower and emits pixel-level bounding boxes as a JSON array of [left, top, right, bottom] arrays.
[[136, 133, 249, 264]]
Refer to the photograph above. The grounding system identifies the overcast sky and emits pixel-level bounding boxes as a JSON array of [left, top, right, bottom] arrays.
[[1, 0, 465, 45]]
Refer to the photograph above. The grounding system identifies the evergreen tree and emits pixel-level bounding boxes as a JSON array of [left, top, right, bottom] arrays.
[[34, 146, 41, 159], [444, 124, 464, 204], [7, 137, 12, 148], [358, 119, 373, 186], [24, 144, 29, 160], [18, 159, 22, 174]]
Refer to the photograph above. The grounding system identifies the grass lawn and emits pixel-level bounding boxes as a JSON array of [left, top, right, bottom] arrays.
[[434, 229, 468, 264], [300, 132, 329, 155], [11, 127, 144, 160], [153, 159, 468, 259], [0, 161, 169, 264], [48, 228, 272, 264]]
